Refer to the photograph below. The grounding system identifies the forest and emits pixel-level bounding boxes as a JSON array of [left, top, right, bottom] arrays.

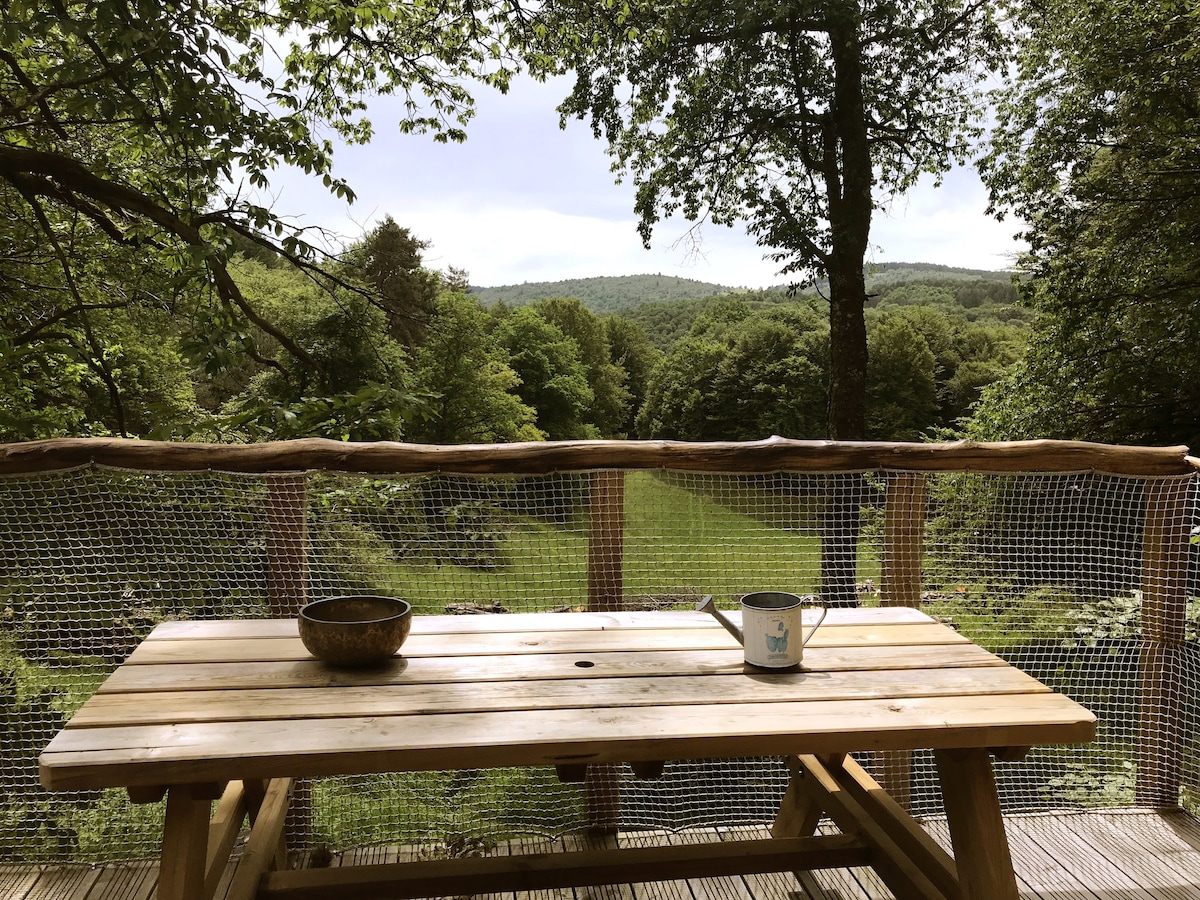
[[0, 222, 1032, 446], [1, 0, 1198, 449]]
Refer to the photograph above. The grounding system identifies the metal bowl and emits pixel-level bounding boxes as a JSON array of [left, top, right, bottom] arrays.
[[298, 595, 412, 667]]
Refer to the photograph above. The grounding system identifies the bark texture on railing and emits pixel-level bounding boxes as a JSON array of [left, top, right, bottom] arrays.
[[0, 436, 1193, 476]]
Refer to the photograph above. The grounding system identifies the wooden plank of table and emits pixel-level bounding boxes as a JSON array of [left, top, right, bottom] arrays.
[[40, 692, 1095, 791], [142, 607, 936, 642], [66, 664, 1047, 729], [126, 621, 967, 665], [96, 642, 1008, 694]]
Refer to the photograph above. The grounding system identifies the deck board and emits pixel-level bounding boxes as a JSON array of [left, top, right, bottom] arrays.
[[6, 811, 1200, 900]]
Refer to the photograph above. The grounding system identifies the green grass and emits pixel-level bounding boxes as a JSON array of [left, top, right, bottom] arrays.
[[312, 769, 586, 849], [342, 472, 879, 612]]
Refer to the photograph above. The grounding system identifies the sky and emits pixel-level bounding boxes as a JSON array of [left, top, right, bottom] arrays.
[[261, 75, 1025, 289]]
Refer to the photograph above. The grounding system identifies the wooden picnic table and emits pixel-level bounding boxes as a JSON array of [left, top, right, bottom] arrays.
[[39, 607, 1095, 900]]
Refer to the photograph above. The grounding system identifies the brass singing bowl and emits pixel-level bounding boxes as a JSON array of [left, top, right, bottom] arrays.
[[298, 595, 412, 667]]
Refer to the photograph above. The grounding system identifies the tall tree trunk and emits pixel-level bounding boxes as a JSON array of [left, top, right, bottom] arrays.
[[820, 12, 872, 606], [826, 260, 868, 441], [825, 12, 872, 442]]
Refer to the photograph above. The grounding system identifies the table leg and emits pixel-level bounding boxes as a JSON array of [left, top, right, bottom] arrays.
[[158, 786, 213, 900], [934, 748, 1019, 900], [771, 755, 827, 838]]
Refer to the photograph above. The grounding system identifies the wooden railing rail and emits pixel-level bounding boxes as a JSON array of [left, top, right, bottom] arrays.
[[0, 437, 1193, 477]]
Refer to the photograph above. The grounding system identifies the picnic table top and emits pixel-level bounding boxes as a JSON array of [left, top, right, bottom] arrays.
[[39, 606, 1096, 793]]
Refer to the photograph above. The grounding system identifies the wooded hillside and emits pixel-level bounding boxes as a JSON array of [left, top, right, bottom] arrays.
[[471, 274, 741, 312]]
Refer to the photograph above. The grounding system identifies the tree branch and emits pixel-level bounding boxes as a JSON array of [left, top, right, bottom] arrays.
[[0, 145, 321, 374], [12, 181, 129, 433]]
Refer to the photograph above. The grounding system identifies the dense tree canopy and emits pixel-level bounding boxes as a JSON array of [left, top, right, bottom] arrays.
[[537, 0, 1004, 438], [495, 306, 595, 439], [410, 292, 539, 443], [636, 300, 830, 440], [0, 0, 520, 433], [0, 0, 1042, 450], [865, 316, 937, 440], [970, 0, 1200, 447], [601, 314, 662, 436], [215, 257, 419, 441], [340, 218, 441, 349], [530, 298, 630, 436]]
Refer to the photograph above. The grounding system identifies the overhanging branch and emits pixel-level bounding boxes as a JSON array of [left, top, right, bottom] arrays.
[[0, 145, 320, 374]]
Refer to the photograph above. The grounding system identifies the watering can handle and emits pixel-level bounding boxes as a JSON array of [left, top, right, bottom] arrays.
[[801, 606, 828, 646]]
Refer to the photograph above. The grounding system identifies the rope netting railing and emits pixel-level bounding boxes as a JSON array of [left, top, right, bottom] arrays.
[[0, 438, 1196, 863]]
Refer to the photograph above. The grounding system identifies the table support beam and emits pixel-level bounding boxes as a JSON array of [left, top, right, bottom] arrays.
[[226, 778, 294, 900], [834, 755, 959, 899], [795, 754, 955, 900], [204, 782, 249, 900], [259, 834, 868, 900], [771, 755, 828, 838]]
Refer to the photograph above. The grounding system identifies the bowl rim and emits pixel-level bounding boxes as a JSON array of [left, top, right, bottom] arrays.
[[299, 595, 412, 625]]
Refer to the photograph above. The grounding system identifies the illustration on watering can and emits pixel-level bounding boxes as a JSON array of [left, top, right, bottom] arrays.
[[696, 591, 827, 669], [765, 622, 790, 654]]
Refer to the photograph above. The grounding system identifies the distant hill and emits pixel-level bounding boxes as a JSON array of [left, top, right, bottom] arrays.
[[471, 274, 735, 314], [472, 264, 1015, 317], [472, 264, 1018, 351], [867, 261, 1014, 284]]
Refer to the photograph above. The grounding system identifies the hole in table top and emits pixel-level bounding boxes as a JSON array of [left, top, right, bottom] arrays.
[[575, 660, 595, 668]]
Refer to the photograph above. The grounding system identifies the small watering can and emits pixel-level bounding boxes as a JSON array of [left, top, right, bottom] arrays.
[[697, 592, 827, 669]]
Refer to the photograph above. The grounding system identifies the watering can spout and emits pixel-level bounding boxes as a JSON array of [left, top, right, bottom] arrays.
[[696, 595, 744, 646]]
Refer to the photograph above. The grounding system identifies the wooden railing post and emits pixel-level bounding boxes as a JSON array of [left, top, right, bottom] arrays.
[[265, 473, 311, 851], [586, 471, 625, 832], [265, 474, 308, 618], [877, 472, 927, 810], [1137, 476, 1191, 808], [881, 473, 926, 609], [587, 471, 625, 614]]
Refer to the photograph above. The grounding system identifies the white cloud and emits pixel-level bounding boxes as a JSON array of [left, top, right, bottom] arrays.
[[246, 76, 1026, 287], [409, 207, 784, 287], [871, 169, 1026, 272]]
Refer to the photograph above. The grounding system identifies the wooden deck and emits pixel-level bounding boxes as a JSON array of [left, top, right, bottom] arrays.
[[4, 810, 1200, 900]]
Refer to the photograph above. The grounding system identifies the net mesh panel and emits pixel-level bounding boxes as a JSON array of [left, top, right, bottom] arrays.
[[0, 464, 1197, 862]]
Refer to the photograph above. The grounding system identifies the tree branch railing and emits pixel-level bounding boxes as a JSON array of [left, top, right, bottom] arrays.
[[0, 436, 1193, 477]]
